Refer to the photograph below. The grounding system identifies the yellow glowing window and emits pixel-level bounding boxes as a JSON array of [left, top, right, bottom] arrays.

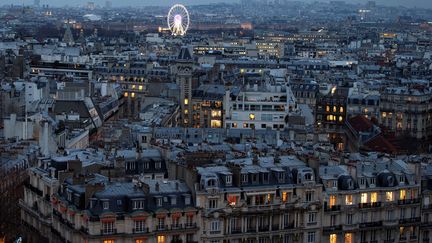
[[184, 109, 188, 114], [329, 195, 336, 207], [371, 192, 377, 203], [361, 193, 368, 203], [232, 123, 237, 128], [211, 120, 221, 128], [103, 240, 115, 243], [211, 110, 221, 117], [330, 234, 337, 243], [124, 92, 128, 97], [345, 195, 353, 205], [157, 235, 165, 243], [400, 190, 406, 200], [135, 240, 145, 243], [131, 92, 135, 98], [339, 116, 343, 122], [138, 85, 143, 90], [331, 87, 336, 94], [249, 113, 255, 120], [132, 85, 136, 89], [184, 99, 189, 105], [243, 123, 248, 128], [340, 107, 344, 113], [386, 192, 393, 201], [282, 192, 288, 202], [326, 106, 330, 112], [344, 233, 352, 243], [382, 112, 387, 118], [333, 106, 337, 112]]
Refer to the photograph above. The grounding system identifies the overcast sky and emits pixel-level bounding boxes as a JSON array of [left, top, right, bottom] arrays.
[[3, 0, 432, 9]]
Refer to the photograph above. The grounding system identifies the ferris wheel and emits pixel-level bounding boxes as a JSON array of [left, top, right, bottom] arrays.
[[167, 4, 190, 36]]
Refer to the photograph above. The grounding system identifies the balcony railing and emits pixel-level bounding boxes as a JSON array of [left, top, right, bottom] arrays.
[[283, 223, 295, 229], [323, 225, 342, 232], [100, 229, 117, 235], [258, 225, 269, 232], [171, 224, 182, 230], [359, 202, 381, 208], [231, 228, 242, 234], [398, 198, 420, 205], [272, 224, 279, 231], [359, 221, 382, 228], [324, 205, 341, 212], [246, 227, 256, 233], [132, 227, 149, 233], [185, 223, 197, 229], [399, 217, 421, 224], [155, 225, 168, 231]]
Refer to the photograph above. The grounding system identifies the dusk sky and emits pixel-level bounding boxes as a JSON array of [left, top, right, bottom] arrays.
[[2, 0, 432, 8]]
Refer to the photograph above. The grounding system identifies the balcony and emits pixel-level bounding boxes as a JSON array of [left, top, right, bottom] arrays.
[[359, 202, 381, 209], [323, 225, 342, 233], [359, 221, 382, 228], [155, 225, 168, 231], [383, 219, 399, 226], [171, 224, 183, 230], [24, 182, 43, 197], [185, 223, 197, 229], [398, 198, 421, 205], [272, 224, 279, 231], [209, 230, 221, 235], [231, 228, 242, 234], [383, 240, 395, 243], [324, 205, 341, 212], [133, 227, 149, 233], [246, 227, 256, 233], [258, 225, 269, 232], [283, 223, 295, 229], [100, 229, 117, 235], [399, 217, 421, 225]]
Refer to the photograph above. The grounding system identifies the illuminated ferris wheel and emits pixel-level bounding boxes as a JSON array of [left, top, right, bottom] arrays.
[[167, 4, 190, 36]]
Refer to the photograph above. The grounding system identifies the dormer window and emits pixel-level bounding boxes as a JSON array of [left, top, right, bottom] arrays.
[[278, 172, 285, 182], [207, 179, 216, 187], [133, 200, 145, 209], [144, 162, 150, 169], [90, 198, 97, 208], [399, 176, 405, 183], [241, 174, 248, 183], [225, 175, 232, 185], [171, 196, 177, 205], [360, 177, 366, 185], [370, 178, 376, 185], [185, 195, 191, 205], [304, 173, 312, 181], [155, 161, 161, 169], [156, 197, 163, 207], [103, 201, 109, 210], [332, 180, 338, 188], [263, 173, 269, 183]]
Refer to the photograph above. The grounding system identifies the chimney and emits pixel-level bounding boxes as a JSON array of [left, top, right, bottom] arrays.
[[155, 182, 160, 192]]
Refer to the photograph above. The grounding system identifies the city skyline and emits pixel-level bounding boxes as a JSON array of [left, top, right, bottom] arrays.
[[2, 0, 432, 8]]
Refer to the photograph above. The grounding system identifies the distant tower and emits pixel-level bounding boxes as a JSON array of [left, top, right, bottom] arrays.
[[77, 29, 86, 44], [176, 46, 193, 127], [63, 24, 75, 45]]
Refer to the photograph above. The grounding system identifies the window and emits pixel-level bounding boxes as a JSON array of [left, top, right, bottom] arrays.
[[282, 192, 288, 202], [103, 201, 109, 210], [184, 99, 189, 105], [387, 210, 393, 220], [361, 193, 368, 204], [386, 192, 394, 201], [155, 162, 161, 169], [185, 195, 191, 205], [156, 198, 162, 207], [308, 213, 316, 223], [345, 233, 353, 243], [411, 207, 417, 218], [171, 196, 177, 205], [242, 174, 248, 183], [209, 199, 218, 208], [133, 200, 144, 209], [307, 232, 315, 243], [329, 195, 336, 207], [346, 214, 353, 225], [340, 107, 344, 113], [249, 113, 255, 120], [306, 191, 314, 202], [102, 221, 115, 234], [226, 176, 232, 185], [157, 235, 165, 243], [103, 240, 115, 243], [330, 234, 337, 243], [210, 220, 220, 232], [330, 215, 337, 226], [400, 189, 406, 200], [346, 195, 353, 205], [134, 220, 146, 233], [371, 192, 377, 203]]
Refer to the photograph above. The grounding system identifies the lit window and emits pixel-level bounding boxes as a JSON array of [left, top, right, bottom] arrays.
[[249, 113, 255, 120], [339, 116, 343, 122], [132, 85, 136, 89], [135, 240, 145, 243], [371, 192, 377, 203], [282, 192, 288, 202], [329, 195, 336, 207], [232, 123, 237, 128], [386, 192, 393, 201], [184, 99, 189, 105], [400, 190, 406, 200], [131, 92, 135, 98], [333, 106, 337, 112], [339, 107, 344, 113], [184, 109, 188, 114], [227, 195, 237, 206], [382, 112, 387, 118], [361, 193, 368, 204], [211, 120, 221, 128], [211, 110, 221, 117], [103, 240, 115, 243], [345, 195, 353, 205], [138, 85, 143, 90], [124, 92, 128, 97], [326, 106, 330, 112], [330, 234, 337, 243], [344, 233, 353, 243], [157, 235, 165, 243]]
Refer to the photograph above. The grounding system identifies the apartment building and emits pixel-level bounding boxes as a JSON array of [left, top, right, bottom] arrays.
[[224, 80, 299, 131], [379, 86, 432, 140], [320, 159, 420, 243], [194, 156, 323, 243], [190, 84, 225, 128]]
